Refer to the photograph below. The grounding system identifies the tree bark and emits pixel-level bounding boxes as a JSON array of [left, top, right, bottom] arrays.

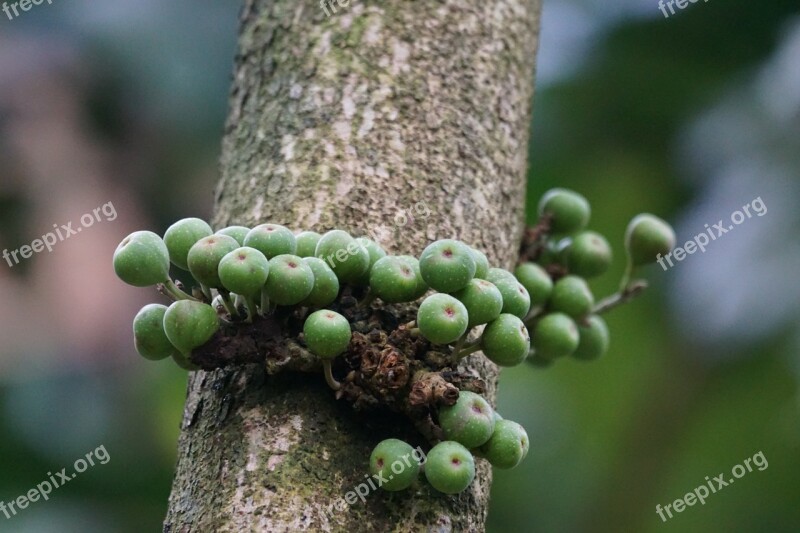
[[164, 0, 541, 531]]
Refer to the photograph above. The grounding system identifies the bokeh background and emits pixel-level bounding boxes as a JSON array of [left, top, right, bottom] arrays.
[[1, 1, 798, 531]]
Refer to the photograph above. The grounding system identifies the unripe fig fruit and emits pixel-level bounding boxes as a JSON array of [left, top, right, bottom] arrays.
[[438, 391, 496, 448], [295, 231, 322, 258], [479, 419, 529, 469], [493, 276, 531, 319], [625, 213, 676, 266], [356, 237, 387, 268], [133, 304, 176, 360], [370, 256, 423, 303], [303, 309, 352, 359], [215, 225, 250, 246], [171, 351, 200, 371], [417, 293, 469, 345], [163, 300, 219, 355], [164, 218, 213, 270], [397, 255, 429, 299], [532, 312, 579, 360], [565, 231, 612, 278], [352, 237, 387, 286], [453, 279, 503, 328], [481, 314, 530, 367], [369, 439, 421, 491], [244, 224, 297, 259], [301, 257, 340, 308], [187, 234, 240, 289], [514, 262, 553, 307], [314, 230, 370, 283], [538, 188, 591, 234], [485, 267, 515, 286], [470, 247, 490, 279], [424, 441, 476, 494], [113, 231, 170, 287], [418, 239, 476, 293], [218, 246, 270, 297], [548, 275, 594, 319], [264, 254, 315, 306], [573, 315, 610, 361]]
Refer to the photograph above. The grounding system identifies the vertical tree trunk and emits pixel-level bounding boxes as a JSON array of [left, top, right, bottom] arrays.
[[164, 0, 541, 531]]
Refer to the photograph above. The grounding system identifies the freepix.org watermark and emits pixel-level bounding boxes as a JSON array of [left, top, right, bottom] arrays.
[[656, 451, 768, 522], [3, 201, 118, 268], [1, 445, 110, 520], [656, 196, 766, 271], [658, 0, 711, 19], [319, 0, 357, 18], [2, 0, 55, 21], [320, 445, 427, 519]]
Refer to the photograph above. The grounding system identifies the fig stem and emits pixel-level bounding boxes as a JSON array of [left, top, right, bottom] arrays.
[[322, 360, 341, 391], [163, 279, 199, 302]]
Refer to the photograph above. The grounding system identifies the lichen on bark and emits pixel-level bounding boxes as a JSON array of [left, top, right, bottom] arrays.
[[164, 0, 541, 531]]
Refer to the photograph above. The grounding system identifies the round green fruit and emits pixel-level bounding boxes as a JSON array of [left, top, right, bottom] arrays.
[[301, 257, 340, 308], [573, 315, 610, 361], [171, 351, 200, 371], [485, 267, 515, 285], [493, 276, 531, 319], [424, 441, 476, 494], [244, 224, 297, 259], [480, 419, 529, 469], [314, 230, 370, 283], [215, 225, 250, 246], [113, 231, 170, 287], [369, 439, 420, 492], [164, 218, 213, 270], [438, 391, 496, 448], [187, 234, 240, 289], [418, 239, 476, 293], [453, 279, 503, 328], [481, 314, 530, 367], [295, 231, 322, 258], [397, 255, 429, 299], [538, 188, 591, 234], [549, 275, 594, 319], [532, 312, 579, 360], [565, 231, 612, 278], [303, 309, 352, 359], [163, 300, 219, 355], [625, 213, 676, 266], [514, 262, 553, 307], [470, 248, 490, 279], [356, 237, 387, 268], [133, 304, 176, 360], [417, 293, 469, 345], [264, 254, 315, 306], [218, 246, 270, 297], [352, 237, 387, 286], [370, 256, 423, 303]]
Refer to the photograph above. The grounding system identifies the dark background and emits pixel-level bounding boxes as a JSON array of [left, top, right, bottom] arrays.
[[0, 1, 798, 531]]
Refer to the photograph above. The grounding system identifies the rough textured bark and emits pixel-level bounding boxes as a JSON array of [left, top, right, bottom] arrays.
[[164, 0, 541, 531]]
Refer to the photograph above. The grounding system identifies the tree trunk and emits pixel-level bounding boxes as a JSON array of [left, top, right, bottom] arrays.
[[164, 0, 541, 531]]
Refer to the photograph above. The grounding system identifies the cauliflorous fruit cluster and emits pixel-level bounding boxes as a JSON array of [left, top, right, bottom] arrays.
[[368, 393, 529, 495], [517, 188, 676, 365], [113, 187, 674, 496]]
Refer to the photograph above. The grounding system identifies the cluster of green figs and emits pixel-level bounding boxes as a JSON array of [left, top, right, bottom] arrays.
[[369, 391, 528, 495], [113, 187, 675, 495]]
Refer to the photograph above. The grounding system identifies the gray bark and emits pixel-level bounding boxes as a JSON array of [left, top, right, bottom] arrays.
[[164, 0, 541, 531]]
